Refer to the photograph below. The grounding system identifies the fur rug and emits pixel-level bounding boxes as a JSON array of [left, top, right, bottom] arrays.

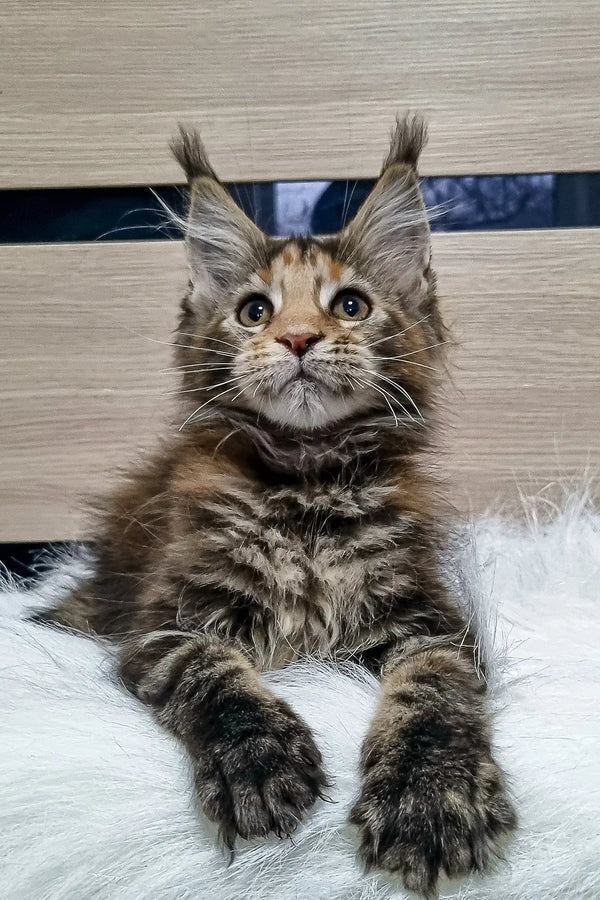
[[2, 492, 599, 899]]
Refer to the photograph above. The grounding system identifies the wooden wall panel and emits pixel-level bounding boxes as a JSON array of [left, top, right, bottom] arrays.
[[439, 230, 600, 513], [1, 0, 599, 188], [0, 242, 185, 541], [0, 230, 598, 541]]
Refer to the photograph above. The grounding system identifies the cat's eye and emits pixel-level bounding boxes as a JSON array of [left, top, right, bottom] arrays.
[[330, 291, 371, 322], [237, 294, 274, 328]]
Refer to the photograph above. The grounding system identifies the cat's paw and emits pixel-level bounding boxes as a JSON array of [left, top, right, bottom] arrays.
[[350, 749, 516, 898], [194, 694, 328, 845]]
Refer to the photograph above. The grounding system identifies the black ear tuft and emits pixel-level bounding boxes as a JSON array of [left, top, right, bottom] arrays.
[[381, 113, 428, 174], [170, 125, 219, 183], [340, 112, 431, 301], [168, 126, 267, 294]]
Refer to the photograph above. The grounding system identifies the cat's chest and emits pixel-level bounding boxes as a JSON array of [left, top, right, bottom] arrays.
[[190, 479, 414, 663]]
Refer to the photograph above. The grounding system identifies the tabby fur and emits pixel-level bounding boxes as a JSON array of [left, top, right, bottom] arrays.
[[35, 115, 516, 898]]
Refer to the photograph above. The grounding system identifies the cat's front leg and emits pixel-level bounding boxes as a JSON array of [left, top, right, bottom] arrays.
[[119, 630, 327, 846], [350, 645, 516, 897]]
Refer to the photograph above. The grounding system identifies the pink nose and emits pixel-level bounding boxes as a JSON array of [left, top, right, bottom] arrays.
[[277, 332, 322, 357]]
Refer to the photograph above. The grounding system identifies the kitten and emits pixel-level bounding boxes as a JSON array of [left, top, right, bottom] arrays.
[[36, 115, 516, 897]]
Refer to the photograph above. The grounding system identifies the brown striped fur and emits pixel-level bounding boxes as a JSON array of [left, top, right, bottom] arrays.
[[35, 115, 515, 896]]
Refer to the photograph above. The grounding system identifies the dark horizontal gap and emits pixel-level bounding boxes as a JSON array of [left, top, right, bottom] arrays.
[[1, 173, 599, 245], [0, 542, 78, 581]]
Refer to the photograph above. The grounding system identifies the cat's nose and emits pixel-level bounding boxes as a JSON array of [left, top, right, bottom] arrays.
[[277, 332, 322, 357]]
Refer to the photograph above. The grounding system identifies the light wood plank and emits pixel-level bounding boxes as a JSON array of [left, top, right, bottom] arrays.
[[0, 231, 599, 541], [440, 231, 600, 514], [1, 0, 599, 188], [0, 242, 185, 541]]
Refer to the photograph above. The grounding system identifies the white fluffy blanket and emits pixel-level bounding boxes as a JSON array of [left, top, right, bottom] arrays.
[[2, 493, 599, 900]]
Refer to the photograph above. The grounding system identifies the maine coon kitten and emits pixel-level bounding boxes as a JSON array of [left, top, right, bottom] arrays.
[[36, 115, 516, 897]]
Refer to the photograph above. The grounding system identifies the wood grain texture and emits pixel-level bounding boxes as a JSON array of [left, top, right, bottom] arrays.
[[0, 242, 185, 541], [1, 0, 599, 188], [440, 230, 600, 514], [1, 230, 599, 541]]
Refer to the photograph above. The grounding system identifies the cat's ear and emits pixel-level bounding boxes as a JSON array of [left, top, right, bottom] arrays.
[[341, 114, 431, 301], [171, 127, 267, 293]]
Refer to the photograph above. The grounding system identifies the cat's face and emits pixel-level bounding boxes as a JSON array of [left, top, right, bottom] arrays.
[[172, 116, 445, 433]]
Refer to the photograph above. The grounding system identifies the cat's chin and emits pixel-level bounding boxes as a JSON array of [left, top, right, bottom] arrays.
[[253, 379, 362, 432]]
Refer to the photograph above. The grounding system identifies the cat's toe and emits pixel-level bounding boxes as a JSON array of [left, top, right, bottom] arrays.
[[350, 756, 516, 897], [196, 705, 328, 844]]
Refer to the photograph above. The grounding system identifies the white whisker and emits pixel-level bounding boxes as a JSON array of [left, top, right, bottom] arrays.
[[177, 375, 245, 395], [341, 179, 360, 229], [179, 384, 241, 430], [375, 342, 447, 363], [137, 334, 238, 357], [177, 332, 241, 351], [166, 361, 230, 368], [391, 358, 438, 372], [353, 375, 410, 427], [179, 345, 237, 358], [339, 180, 350, 232], [163, 369, 231, 383], [398, 341, 448, 358], [369, 370, 424, 420], [118, 324, 235, 357], [366, 314, 431, 348], [229, 380, 258, 403], [360, 379, 401, 426], [348, 365, 422, 421], [252, 373, 269, 398]]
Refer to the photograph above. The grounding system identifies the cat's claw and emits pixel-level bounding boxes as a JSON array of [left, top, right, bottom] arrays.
[[194, 697, 328, 845], [350, 753, 516, 897]]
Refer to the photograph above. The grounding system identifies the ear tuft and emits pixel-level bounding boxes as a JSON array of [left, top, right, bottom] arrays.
[[171, 126, 219, 183], [381, 113, 428, 174], [340, 113, 431, 302], [168, 126, 266, 295]]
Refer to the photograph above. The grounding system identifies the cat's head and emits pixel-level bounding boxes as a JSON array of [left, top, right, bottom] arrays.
[[171, 115, 445, 434]]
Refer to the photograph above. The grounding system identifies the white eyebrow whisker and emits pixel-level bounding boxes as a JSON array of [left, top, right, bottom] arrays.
[[341, 179, 360, 229]]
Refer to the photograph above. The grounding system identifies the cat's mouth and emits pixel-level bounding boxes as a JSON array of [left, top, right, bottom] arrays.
[[286, 369, 318, 386], [237, 356, 365, 430]]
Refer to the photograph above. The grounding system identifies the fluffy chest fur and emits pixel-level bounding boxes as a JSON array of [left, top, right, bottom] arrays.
[[161, 441, 423, 668]]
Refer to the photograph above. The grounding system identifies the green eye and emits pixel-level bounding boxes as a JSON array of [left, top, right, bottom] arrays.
[[330, 291, 371, 322], [238, 294, 274, 328]]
